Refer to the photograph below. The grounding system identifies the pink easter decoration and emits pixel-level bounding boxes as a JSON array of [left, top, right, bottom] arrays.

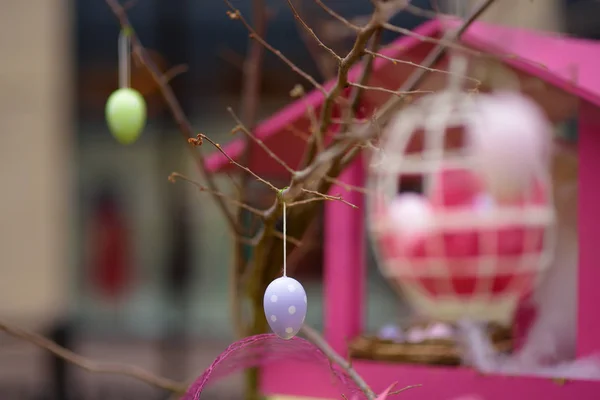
[[383, 193, 435, 252], [467, 91, 552, 201], [369, 90, 556, 325]]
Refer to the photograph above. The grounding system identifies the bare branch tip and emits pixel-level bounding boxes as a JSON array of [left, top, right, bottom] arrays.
[[188, 134, 203, 147], [226, 10, 240, 20]]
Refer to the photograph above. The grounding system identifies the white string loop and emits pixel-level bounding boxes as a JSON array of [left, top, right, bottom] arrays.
[[118, 30, 131, 88], [282, 201, 287, 277]]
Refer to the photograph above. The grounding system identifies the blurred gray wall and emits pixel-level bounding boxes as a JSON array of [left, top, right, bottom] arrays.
[[471, 0, 562, 31]]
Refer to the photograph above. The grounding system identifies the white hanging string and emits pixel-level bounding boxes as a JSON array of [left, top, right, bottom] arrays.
[[282, 201, 287, 277], [118, 30, 131, 89], [447, 0, 469, 92]]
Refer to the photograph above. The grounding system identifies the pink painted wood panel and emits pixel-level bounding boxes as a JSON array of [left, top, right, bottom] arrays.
[[577, 101, 600, 357], [452, 21, 600, 107], [262, 360, 599, 400], [323, 158, 366, 355]]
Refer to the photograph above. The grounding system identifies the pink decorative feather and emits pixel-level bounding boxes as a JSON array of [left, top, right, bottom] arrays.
[[183, 334, 369, 400]]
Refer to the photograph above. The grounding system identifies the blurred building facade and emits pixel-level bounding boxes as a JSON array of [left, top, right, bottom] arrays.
[[473, 0, 562, 31], [0, 0, 72, 329]]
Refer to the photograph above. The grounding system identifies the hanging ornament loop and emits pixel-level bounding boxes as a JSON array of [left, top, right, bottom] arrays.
[[444, 0, 471, 94], [275, 186, 291, 277], [282, 201, 287, 277], [118, 29, 131, 89], [105, 27, 147, 145]]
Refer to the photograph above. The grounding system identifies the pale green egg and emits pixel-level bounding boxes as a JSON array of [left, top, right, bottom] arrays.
[[105, 88, 147, 145]]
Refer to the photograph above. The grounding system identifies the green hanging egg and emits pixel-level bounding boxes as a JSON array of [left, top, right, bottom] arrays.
[[105, 88, 147, 145]]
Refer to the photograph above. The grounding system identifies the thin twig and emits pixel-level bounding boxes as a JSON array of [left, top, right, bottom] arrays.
[[287, 198, 331, 207], [348, 27, 382, 117], [301, 188, 358, 208], [223, 0, 326, 94], [197, 133, 280, 193], [314, 0, 360, 31], [365, 49, 482, 87], [160, 64, 189, 84], [0, 320, 187, 394], [234, 225, 302, 248], [285, 122, 312, 142], [389, 384, 423, 395], [382, 21, 479, 53], [228, 108, 296, 175], [169, 173, 265, 218], [347, 82, 432, 97], [290, 85, 321, 148], [323, 175, 371, 194], [287, 0, 342, 61], [273, 230, 302, 246], [290, 3, 337, 80], [301, 325, 376, 400], [405, 3, 438, 18], [331, 117, 370, 125]]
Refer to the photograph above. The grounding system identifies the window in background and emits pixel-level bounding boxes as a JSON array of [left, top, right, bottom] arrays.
[[564, 0, 600, 39]]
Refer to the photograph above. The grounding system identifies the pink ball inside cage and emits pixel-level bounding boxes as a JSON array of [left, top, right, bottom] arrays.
[[369, 91, 556, 325]]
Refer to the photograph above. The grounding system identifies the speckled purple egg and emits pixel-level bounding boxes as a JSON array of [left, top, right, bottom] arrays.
[[263, 276, 307, 339]]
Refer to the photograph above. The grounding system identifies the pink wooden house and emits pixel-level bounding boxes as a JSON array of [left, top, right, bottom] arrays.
[[206, 19, 600, 400]]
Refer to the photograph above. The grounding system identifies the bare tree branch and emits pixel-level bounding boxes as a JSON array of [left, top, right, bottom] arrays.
[[287, 0, 342, 62], [0, 320, 187, 394], [228, 108, 296, 175], [301, 188, 358, 208], [224, 0, 326, 94], [169, 173, 265, 218], [193, 133, 280, 193], [314, 0, 360, 31], [365, 49, 482, 87], [290, 1, 337, 80], [348, 27, 383, 116]]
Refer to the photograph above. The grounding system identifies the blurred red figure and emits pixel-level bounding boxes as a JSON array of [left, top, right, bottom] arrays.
[[88, 188, 131, 301]]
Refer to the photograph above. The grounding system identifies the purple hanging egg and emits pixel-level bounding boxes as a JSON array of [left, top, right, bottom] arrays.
[[263, 276, 307, 339]]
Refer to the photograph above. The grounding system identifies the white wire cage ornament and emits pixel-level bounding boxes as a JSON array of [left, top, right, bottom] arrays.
[[367, 84, 557, 326]]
